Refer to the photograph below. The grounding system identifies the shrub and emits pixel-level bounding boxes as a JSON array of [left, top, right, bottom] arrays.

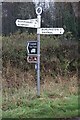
[[2, 31, 78, 78]]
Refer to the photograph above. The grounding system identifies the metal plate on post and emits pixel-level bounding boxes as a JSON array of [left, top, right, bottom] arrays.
[[27, 41, 37, 55], [27, 55, 37, 63]]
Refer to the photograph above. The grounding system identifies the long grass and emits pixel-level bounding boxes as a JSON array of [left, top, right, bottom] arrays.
[[2, 91, 78, 118], [2, 68, 78, 118]]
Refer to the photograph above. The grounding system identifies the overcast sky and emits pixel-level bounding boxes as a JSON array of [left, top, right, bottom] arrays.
[[0, 0, 79, 2]]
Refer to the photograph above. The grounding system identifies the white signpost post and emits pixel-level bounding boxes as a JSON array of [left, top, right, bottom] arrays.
[[16, 7, 64, 97], [36, 7, 42, 97]]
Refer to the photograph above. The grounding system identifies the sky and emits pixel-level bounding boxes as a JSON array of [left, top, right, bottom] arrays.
[[0, 0, 79, 3], [33, 0, 54, 2]]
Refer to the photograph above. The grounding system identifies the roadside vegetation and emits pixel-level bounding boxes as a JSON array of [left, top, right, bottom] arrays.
[[2, 31, 79, 118]]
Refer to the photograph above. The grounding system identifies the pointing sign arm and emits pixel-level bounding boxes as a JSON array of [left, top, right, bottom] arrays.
[[16, 19, 38, 28], [37, 28, 64, 34]]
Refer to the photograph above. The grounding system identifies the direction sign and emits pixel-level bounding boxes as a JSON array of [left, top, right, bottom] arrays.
[[37, 28, 64, 34], [27, 55, 37, 63], [16, 19, 38, 28], [27, 41, 37, 55], [16, 6, 65, 96]]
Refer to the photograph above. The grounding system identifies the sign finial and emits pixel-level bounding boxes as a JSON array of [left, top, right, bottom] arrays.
[[36, 7, 42, 15]]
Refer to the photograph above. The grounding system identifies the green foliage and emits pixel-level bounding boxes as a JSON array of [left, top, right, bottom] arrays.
[[54, 3, 78, 36], [2, 32, 78, 77], [41, 32, 78, 77], [2, 93, 78, 118]]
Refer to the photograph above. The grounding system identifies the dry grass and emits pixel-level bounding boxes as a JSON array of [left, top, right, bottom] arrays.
[[1, 66, 78, 118], [2, 65, 78, 99]]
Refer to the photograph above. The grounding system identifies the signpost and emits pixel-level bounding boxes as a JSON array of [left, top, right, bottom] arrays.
[[27, 41, 38, 64], [16, 6, 64, 97], [37, 28, 64, 35], [16, 19, 38, 28], [27, 55, 37, 63], [36, 7, 42, 97], [27, 41, 37, 55]]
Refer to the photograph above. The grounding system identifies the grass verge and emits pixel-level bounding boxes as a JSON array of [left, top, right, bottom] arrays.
[[2, 92, 79, 118]]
